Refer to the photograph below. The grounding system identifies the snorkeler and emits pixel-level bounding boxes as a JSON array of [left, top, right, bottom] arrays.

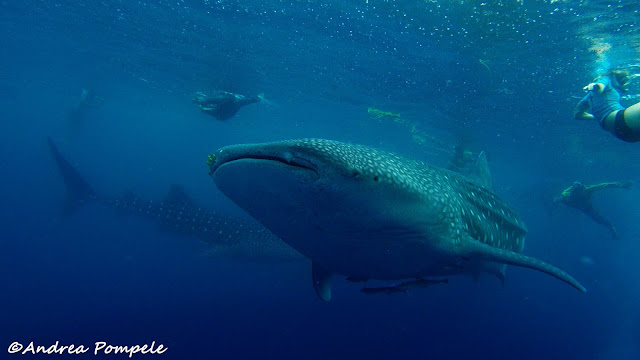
[[192, 91, 262, 121], [68, 88, 103, 129], [574, 68, 640, 142], [447, 143, 475, 174], [553, 181, 632, 238]]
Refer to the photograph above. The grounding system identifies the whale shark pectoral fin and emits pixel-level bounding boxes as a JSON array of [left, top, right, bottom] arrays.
[[461, 236, 586, 293], [497, 268, 506, 287], [312, 262, 333, 302]]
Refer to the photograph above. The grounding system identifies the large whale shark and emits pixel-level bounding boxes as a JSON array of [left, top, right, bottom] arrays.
[[208, 138, 586, 300], [47, 137, 300, 263]]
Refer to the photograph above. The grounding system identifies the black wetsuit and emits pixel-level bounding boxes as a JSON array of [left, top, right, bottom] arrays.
[[193, 91, 260, 120]]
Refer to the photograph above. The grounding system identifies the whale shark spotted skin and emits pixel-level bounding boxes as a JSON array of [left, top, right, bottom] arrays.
[[208, 138, 586, 300]]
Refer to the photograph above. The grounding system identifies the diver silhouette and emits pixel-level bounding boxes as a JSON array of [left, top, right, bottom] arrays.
[[554, 181, 632, 238], [192, 91, 262, 121]]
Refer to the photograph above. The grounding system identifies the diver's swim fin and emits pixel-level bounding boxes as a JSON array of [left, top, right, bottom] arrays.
[[46, 137, 96, 214]]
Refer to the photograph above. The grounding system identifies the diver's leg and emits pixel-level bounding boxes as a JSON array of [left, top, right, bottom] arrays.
[[236, 96, 260, 107], [603, 106, 640, 142], [623, 102, 640, 131], [585, 209, 617, 239]]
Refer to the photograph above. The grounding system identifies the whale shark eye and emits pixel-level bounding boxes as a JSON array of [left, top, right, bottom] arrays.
[[373, 176, 379, 182], [351, 170, 360, 177]]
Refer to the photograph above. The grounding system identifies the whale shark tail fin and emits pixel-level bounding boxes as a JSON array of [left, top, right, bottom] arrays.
[[47, 137, 96, 215], [462, 236, 586, 293]]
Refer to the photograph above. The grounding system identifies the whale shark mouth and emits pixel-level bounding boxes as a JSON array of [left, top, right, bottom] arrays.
[[211, 153, 319, 176]]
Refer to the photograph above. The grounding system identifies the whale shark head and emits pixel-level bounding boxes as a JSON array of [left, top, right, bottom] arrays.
[[209, 139, 454, 274], [209, 138, 585, 300]]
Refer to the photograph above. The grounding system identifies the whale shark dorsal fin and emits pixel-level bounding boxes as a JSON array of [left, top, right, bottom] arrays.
[[312, 262, 333, 302], [164, 184, 196, 208], [461, 236, 586, 293], [471, 151, 493, 190]]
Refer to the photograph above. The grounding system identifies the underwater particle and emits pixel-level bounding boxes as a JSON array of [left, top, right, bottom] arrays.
[[580, 256, 594, 266]]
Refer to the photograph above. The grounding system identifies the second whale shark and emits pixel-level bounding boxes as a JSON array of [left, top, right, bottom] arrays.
[[207, 138, 586, 300], [47, 137, 300, 263]]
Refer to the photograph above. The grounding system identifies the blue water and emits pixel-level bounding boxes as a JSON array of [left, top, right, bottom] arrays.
[[2, 0, 640, 359]]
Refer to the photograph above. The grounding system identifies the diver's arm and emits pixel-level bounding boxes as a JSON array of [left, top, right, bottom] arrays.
[[584, 182, 632, 194], [584, 77, 609, 94], [583, 82, 605, 94], [235, 95, 261, 107], [574, 94, 595, 121], [552, 195, 565, 205]]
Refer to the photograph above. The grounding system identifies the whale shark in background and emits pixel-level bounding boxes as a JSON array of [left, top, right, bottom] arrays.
[[46, 137, 301, 263], [207, 138, 586, 301]]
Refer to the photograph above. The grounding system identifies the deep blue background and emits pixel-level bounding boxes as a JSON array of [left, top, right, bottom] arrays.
[[1, 1, 640, 359]]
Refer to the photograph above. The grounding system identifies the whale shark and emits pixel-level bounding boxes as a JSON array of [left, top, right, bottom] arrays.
[[208, 138, 586, 300], [47, 137, 300, 263]]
